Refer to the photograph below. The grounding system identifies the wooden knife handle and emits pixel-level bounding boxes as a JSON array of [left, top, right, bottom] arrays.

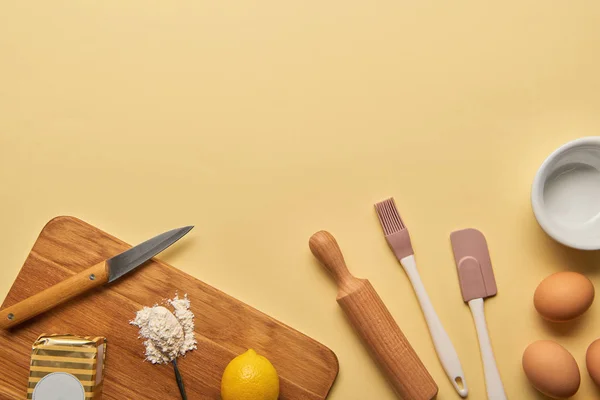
[[0, 261, 109, 329], [309, 231, 438, 400]]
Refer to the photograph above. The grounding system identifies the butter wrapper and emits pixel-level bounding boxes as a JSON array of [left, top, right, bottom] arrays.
[[28, 334, 106, 399]]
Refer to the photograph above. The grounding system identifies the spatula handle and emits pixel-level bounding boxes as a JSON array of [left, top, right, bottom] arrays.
[[309, 231, 438, 400], [0, 261, 109, 329], [468, 298, 507, 400]]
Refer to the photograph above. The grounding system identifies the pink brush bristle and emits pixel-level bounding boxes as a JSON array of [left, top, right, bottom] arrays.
[[374, 198, 406, 235], [375, 197, 414, 259]]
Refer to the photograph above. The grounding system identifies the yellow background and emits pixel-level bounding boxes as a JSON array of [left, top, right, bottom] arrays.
[[2, 2, 600, 399]]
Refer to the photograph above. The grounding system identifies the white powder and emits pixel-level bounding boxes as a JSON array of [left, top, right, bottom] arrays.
[[168, 295, 197, 357], [131, 294, 197, 364]]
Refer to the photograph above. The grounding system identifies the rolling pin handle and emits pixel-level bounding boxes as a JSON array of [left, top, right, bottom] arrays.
[[309, 231, 360, 292]]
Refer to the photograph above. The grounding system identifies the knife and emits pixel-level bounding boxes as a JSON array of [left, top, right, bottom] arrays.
[[0, 226, 193, 329]]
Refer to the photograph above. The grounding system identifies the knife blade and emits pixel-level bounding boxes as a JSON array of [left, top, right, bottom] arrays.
[[0, 226, 193, 329], [107, 226, 193, 282]]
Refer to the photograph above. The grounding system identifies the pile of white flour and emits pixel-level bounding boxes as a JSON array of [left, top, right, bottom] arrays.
[[131, 294, 197, 364]]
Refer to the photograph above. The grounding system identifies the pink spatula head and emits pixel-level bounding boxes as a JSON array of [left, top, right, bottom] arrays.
[[450, 228, 498, 302]]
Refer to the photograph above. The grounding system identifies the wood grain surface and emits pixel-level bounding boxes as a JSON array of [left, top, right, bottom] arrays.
[[309, 231, 437, 400], [0, 217, 338, 400]]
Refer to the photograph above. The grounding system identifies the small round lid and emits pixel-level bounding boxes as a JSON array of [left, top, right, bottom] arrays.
[[32, 372, 85, 400]]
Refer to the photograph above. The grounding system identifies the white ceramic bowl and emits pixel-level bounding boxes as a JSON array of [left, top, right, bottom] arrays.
[[532, 137, 600, 250]]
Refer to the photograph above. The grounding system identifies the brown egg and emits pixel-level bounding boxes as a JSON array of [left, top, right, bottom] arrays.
[[587, 339, 600, 387], [523, 340, 580, 398], [534, 271, 595, 322]]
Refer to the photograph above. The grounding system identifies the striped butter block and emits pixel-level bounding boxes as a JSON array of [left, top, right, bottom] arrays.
[[28, 334, 106, 399]]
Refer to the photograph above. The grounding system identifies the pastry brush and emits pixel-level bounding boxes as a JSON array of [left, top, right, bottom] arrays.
[[375, 197, 468, 397]]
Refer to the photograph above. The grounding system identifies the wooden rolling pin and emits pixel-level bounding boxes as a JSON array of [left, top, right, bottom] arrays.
[[309, 231, 438, 400]]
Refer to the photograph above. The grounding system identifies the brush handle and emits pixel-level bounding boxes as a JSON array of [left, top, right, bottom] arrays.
[[309, 231, 438, 400], [401, 255, 468, 398], [468, 298, 507, 400]]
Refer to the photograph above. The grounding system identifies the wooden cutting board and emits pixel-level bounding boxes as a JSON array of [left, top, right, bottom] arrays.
[[0, 216, 338, 399]]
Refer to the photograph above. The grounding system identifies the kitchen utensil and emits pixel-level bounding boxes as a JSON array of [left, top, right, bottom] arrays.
[[450, 228, 506, 400], [309, 230, 438, 400], [0, 225, 194, 329], [375, 197, 468, 397], [144, 306, 189, 400], [172, 358, 188, 400], [0, 216, 338, 399], [532, 136, 600, 249]]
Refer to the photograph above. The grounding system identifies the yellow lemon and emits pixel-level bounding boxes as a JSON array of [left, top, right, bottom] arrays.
[[221, 349, 280, 400]]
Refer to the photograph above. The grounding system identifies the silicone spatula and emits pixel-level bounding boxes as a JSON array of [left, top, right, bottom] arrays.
[[450, 228, 507, 400]]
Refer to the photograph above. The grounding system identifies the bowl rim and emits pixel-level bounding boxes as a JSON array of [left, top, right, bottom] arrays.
[[531, 136, 600, 250]]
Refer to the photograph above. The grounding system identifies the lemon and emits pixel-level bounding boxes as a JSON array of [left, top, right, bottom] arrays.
[[221, 349, 280, 400]]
